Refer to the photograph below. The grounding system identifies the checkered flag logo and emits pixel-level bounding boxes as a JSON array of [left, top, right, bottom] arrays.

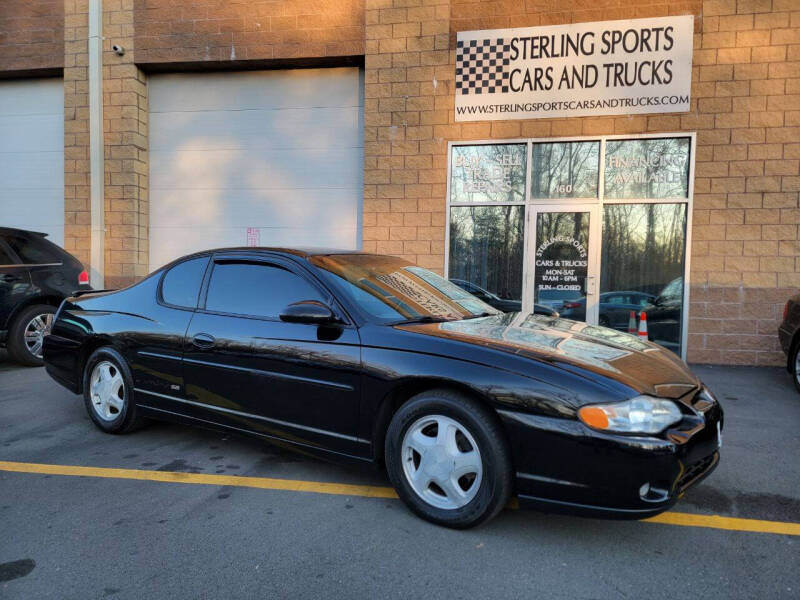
[[456, 38, 511, 95]]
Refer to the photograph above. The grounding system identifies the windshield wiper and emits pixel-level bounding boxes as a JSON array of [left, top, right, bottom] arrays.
[[390, 315, 452, 325]]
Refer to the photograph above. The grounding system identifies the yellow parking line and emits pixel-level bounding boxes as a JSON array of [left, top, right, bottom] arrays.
[[1, 460, 799, 536], [644, 511, 800, 536], [0, 460, 398, 499]]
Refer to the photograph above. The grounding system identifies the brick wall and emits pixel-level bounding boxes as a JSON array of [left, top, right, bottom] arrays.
[[363, 0, 451, 270], [0, 0, 63, 75], [688, 0, 799, 365], [133, 0, 365, 65], [104, 0, 149, 288], [2, 0, 798, 365], [364, 0, 800, 366], [63, 0, 90, 267]]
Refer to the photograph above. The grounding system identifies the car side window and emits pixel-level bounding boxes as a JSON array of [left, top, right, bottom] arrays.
[[606, 295, 624, 305], [161, 256, 209, 308], [205, 261, 324, 319], [4, 234, 62, 264]]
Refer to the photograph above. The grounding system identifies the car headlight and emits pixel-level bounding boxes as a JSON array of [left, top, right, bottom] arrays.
[[578, 396, 683, 435]]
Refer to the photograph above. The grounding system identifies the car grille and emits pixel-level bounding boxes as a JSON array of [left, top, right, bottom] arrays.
[[677, 452, 718, 493]]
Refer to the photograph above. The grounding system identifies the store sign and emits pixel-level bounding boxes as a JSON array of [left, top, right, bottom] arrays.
[[455, 16, 693, 122], [534, 235, 588, 295], [450, 144, 527, 203]]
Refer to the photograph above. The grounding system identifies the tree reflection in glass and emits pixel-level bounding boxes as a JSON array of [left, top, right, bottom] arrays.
[[601, 203, 687, 355], [531, 141, 599, 199], [605, 137, 690, 199], [448, 205, 524, 303]]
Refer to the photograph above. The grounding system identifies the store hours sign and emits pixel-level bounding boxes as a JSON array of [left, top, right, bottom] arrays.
[[534, 235, 588, 297], [455, 16, 693, 122]]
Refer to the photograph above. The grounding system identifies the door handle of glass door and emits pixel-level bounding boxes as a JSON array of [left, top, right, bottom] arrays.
[[585, 276, 597, 295]]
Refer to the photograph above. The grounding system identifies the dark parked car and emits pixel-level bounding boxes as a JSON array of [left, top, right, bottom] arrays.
[[779, 293, 800, 392], [642, 277, 684, 353], [536, 288, 583, 312], [450, 279, 558, 316], [1, 227, 90, 365], [43, 249, 722, 528], [560, 291, 656, 329]]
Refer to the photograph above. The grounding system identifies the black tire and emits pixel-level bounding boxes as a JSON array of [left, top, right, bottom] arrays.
[[7, 304, 56, 366], [598, 315, 610, 328], [82, 346, 145, 434], [385, 389, 513, 529], [791, 341, 800, 394]]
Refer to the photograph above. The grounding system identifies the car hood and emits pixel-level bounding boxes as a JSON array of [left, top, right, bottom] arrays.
[[396, 313, 699, 399]]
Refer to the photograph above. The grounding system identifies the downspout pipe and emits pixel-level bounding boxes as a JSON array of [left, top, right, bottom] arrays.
[[88, 0, 104, 288]]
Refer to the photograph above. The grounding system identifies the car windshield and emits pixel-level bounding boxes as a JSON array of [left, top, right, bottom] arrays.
[[309, 254, 500, 323]]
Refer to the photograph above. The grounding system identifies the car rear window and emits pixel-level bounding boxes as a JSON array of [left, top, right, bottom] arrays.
[[161, 257, 209, 308], [205, 261, 324, 319], [3, 234, 64, 264]]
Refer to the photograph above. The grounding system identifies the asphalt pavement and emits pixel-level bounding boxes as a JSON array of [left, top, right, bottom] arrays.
[[1, 351, 799, 599]]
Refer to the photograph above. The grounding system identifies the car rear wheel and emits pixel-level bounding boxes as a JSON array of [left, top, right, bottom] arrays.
[[83, 347, 145, 433], [385, 389, 512, 528], [7, 304, 55, 366]]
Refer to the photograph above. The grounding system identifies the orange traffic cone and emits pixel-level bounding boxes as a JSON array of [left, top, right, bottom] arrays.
[[627, 310, 637, 334], [638, 311, 649, 340]]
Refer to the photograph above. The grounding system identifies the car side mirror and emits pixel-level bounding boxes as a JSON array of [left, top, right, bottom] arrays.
[[279, 300, 337, 324]]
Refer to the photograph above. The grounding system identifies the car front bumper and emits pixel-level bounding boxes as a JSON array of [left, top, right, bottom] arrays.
[[498, 388, 723, 519]]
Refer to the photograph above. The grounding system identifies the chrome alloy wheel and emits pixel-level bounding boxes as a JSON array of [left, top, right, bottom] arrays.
[[23, 312, 53, 359], [401, 415, 483, 510], [89, 361, 125, 421]]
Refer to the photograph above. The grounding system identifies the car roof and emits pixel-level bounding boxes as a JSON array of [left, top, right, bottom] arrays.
[[0, 227, 48, 237], [170, 247, 386, 265], [202, 247, 370, 257]]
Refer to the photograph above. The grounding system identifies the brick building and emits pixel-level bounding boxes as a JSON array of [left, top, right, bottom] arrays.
[[0, 0, 798, 366]]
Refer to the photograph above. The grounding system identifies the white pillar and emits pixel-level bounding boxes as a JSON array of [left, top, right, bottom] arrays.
[[88, 0, 104, 288]]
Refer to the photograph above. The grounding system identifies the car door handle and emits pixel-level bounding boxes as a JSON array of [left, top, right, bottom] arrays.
[[1, 274, 21, 282], [191, 333, 216, 349]]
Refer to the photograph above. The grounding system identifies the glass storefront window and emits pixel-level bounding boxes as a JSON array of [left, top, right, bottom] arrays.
[[600, 203, 687, 355], [448, 205, 524, 306], [531, 141, 599, 199], [604, 137, 690, 199], [446, 136, 693, 358], [449, 144, 526, 203]]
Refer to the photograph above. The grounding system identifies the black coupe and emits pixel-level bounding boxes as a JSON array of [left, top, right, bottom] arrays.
[[43, 249, 722, 528]]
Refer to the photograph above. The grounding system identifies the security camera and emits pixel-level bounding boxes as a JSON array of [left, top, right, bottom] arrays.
[[111, 45, 125, 56]]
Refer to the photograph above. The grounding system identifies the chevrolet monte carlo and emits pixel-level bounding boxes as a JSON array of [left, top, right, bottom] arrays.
[[43, 249, 722, 528]]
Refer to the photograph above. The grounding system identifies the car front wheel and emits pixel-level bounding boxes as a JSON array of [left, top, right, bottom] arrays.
[[385, 389, 512, 528]]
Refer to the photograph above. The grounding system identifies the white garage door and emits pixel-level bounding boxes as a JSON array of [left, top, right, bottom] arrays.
[[0, 78, 64, 245], [148, 67, 364, 271]]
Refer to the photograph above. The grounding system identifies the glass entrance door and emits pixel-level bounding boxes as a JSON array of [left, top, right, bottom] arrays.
[[526, 205, 600, 323]]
